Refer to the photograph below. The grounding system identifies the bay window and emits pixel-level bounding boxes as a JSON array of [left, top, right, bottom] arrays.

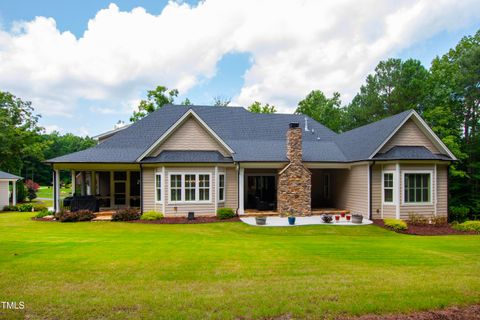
[[168, 173, 211, 203], [170, 174, 182, 202], [218, 173, 225, 202], [155, 173, 162, 202], [383, 172, 394, 204], [404, 172, 431, 204]]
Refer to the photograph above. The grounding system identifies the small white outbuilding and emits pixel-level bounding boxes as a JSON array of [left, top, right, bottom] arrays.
[[0, 171, 22, 209]]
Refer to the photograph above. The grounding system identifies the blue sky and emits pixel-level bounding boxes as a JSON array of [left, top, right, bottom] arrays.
[[0, 1, 479, 136]]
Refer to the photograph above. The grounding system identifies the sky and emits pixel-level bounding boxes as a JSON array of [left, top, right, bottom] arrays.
[[0, 0, 479, 137]]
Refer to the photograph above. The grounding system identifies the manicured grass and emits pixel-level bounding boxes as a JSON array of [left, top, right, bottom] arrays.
[[37, 186, 72, 199], [0, 212, 479, 319]]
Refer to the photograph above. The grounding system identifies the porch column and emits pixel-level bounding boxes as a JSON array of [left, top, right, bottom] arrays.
[[54, 169, 60, 213], [81, 171, 87, 196], [12, 180, 16, 206], [214, 166, 218, 214], [91, 171, 96, 196], [395, 163, 400, 219], [238, 167, 244, 215], [71, 170, 76, 196]]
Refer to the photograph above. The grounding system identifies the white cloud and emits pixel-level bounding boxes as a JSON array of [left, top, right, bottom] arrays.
[[0, 0, 479, 116], [44, 124, 62, 133]]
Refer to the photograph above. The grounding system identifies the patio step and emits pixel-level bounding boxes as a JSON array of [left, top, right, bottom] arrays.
[[92, 215, 112, 221]]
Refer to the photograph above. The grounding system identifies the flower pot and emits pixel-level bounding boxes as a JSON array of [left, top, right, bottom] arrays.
[[341, 212, 346, 218], [352, 214, 363, 224], [346, 215, 351, 221], [255, 217, 267, 225], [288, 216, 296, 225], [334, 215, 340, 222]]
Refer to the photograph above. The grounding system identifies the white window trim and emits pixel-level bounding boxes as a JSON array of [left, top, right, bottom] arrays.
[[168, 172, 212, 204], [382, 170, 396, 205], [218, 173, 226, 203], [402, 170, 433, 206], [155, 172, 163, 203]]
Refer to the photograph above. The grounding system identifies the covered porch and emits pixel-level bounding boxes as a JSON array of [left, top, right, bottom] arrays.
[[52, 164, 141, 212], [240, 165, 354, 216]]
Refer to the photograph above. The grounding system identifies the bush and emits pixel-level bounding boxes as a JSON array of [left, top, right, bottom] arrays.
[[452, 221, 480, 233], [140, 211, 164, 221], [112, 208, 141, 221], [16, 181, 27, 203], [384, 219, 408, 232], [25, 179, 39, 202], [33, 203, 48, 212], [3, 205, 18, 212], [58, 210, 95, 222], [408, 213, 429, 226], [449, 206, 470, 223], [430, 216, 448, 226], [16, 203, 34, 212], [216, 208, 235, 219], [35, 210, 53, 218]]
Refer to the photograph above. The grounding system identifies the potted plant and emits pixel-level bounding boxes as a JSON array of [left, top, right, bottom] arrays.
[[255, 216, 267, 225], [351, 214, 363, 224], [340, 211, 346, 218], [334, 215, 340, 222], [287, 209, 296, 225], [346, 215, 351, 221], [321, 214, 333, 223]]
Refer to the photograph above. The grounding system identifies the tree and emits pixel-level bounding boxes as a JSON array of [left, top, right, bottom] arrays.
[[344, 58, 429, 130], [181, 98, 193, 106], [295, 90, 345, 132], [0, 91, 47, 176], [247, 101, 277, 114], [130, 86, 178, 122], [25, 179, 39, 202], [213, 96, 230, 107]]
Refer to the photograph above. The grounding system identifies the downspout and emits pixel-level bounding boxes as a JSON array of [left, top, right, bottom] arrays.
[[447, 164, 450, 221], [236, 162, 240, 215], [369, 161, 375, 220], [140, 163, 144, 214]]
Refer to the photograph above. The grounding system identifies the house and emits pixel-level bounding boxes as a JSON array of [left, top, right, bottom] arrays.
[[46, 105, 456, 220], [0, 171, 21, 209]]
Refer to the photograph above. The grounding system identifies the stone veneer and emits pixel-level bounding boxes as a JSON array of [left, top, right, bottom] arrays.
[[277, 123, 312, 216]]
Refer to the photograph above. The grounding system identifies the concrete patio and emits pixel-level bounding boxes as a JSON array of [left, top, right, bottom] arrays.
[[240, 215, 373, 227]]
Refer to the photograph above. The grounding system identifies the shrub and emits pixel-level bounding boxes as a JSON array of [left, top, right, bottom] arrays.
[[16, 181, 27, 203], [16, 203, 34, 212], [35, 210, 53, 218], [33, 203, 48, 212], [452, 221, 480, 233], [141, 211, 164, 221], [321, 214, 333, 223], [449, 206, 470, 223], [58, 210, 95, 222], [430, 216, 448, 226], [112, 208, 140, 221], [216, 208, 235, 219], [408, 213, 429, 226], [3, 205, 18, 212], [384, 219, 408, 232], [25, 179, 40, 201]]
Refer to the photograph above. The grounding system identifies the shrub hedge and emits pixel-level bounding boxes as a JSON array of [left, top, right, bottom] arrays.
[[449, 206, 470, 223], [141, 211, 164, 221], [216, 208, 235, 219], [112, 208, 141, 221], [384, 219, 408, 232], [58, 210, 95, 222], [452, 221, 480, 233]]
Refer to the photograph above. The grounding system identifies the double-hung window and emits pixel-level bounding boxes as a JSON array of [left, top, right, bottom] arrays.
[[383, 172, 394, 204], [170, 174, 182, 202], [218, 174, 225, 202], [404, 172, 431, 204], [185, 174, 196, 201], [155, 173, 162, 202], [199, 174, 210, 201]]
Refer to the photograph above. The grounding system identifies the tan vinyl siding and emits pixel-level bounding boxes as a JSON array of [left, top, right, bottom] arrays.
[[152, 117, 230, 156], [380, 119, 439, 153], [437, 165, 448, 216], [142, 168, 156, 212], [0, 181, 9, 208], [224, 167, 238, 210], [371, 164, 396, 219], [334, 164, 369, 217]]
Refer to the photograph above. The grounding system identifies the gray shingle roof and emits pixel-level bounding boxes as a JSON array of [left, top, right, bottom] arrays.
[[373, 146, 452, 161], [142, 151, 233, 163], [46, 105, 452, 164], [0, 171, 22, 180]]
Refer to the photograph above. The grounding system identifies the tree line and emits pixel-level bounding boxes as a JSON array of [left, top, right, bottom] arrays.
[[1, 29, 478, 214]]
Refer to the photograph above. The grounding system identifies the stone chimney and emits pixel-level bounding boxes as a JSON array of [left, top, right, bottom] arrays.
[[277, 122, 312, 216], [287, 122, 302, 163]]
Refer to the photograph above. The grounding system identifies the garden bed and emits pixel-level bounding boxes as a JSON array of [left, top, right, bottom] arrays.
[[129, 216, 241, 224], [340, 303, 480, 320], [373, 219, 476, 235]]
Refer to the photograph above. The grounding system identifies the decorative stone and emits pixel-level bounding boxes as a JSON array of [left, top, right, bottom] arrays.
[[277, 125, 312, 216]]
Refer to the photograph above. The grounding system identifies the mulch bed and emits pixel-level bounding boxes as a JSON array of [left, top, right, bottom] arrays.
[[373, 219, 476, 236], [31, 217, 56, 222], [129, 216, 241, 224], [338, 304, 480, 320]]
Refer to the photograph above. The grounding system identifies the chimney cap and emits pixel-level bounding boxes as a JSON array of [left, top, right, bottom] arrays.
[[289, 122, 300, 128]]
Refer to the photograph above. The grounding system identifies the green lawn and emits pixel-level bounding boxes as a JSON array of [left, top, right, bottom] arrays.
[[36, 186, 72, 199], [0, 212, 479, 319]]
